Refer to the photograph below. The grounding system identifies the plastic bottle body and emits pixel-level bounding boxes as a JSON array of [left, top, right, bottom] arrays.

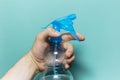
[[40, 43, 73, 80], [40, 66, 73, 80]]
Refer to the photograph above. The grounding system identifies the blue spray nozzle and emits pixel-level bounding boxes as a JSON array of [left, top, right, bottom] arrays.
[[68, 14, 76, 20], [44, 14, 80, 43]]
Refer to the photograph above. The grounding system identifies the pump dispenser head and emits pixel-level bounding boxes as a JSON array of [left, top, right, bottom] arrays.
[[44, 14, 80, 43]]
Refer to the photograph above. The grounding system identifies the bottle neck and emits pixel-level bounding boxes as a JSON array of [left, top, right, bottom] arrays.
[[50, 42, 61, 52]]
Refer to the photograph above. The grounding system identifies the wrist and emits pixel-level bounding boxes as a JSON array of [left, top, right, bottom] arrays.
[[1, 52, 40, 80], [27, 51, 46, 72], [26, 52, 40, 73]]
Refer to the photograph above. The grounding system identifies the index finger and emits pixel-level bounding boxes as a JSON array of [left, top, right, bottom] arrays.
[[62, 33, 85, 42]]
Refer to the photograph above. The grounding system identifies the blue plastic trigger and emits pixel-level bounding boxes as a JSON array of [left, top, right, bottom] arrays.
[[43, 14, 80, 43]]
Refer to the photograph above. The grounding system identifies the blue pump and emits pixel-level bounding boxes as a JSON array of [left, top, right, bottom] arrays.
[[44, 14, 80, 43]]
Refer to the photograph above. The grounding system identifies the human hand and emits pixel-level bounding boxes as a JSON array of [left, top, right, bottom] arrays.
[[27, 27, 85, 72]]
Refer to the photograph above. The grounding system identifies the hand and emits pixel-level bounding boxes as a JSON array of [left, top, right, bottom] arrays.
[[27, 27, 85, 72]]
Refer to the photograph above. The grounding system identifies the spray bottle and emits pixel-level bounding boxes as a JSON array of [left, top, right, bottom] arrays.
[[40, 14, 80, 80]]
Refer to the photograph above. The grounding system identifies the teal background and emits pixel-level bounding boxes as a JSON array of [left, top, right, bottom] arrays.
[[0, 0, 120, 80]]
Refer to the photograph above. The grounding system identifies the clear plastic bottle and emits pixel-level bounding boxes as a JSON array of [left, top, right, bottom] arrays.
[[40, 42, 73, 80], [40, 14, 80, 80]]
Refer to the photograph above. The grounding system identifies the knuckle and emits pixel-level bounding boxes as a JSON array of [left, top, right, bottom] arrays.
[[68, 50, 73, 54], [47, 27, 52, 31], [36, 31, 45, 40], [68, 44, 73, 49], [36, 33, 42, 40], [66, 50, 74, 58], [67, 56, 75, 64], [47, 27, 54, 32], [36, 34, 40, 40]]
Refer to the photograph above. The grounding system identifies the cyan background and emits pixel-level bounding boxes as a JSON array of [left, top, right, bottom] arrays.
[[0, 0, 120, 80]]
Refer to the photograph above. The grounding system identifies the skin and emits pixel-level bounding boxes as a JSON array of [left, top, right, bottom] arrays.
[[1, 27, 85, 80]]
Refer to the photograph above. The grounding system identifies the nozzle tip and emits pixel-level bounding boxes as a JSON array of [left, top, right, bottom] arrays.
[[68, 14, 76, 20]]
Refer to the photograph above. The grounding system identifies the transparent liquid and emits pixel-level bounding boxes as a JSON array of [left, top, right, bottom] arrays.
[[41, 74, 70, 80]]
